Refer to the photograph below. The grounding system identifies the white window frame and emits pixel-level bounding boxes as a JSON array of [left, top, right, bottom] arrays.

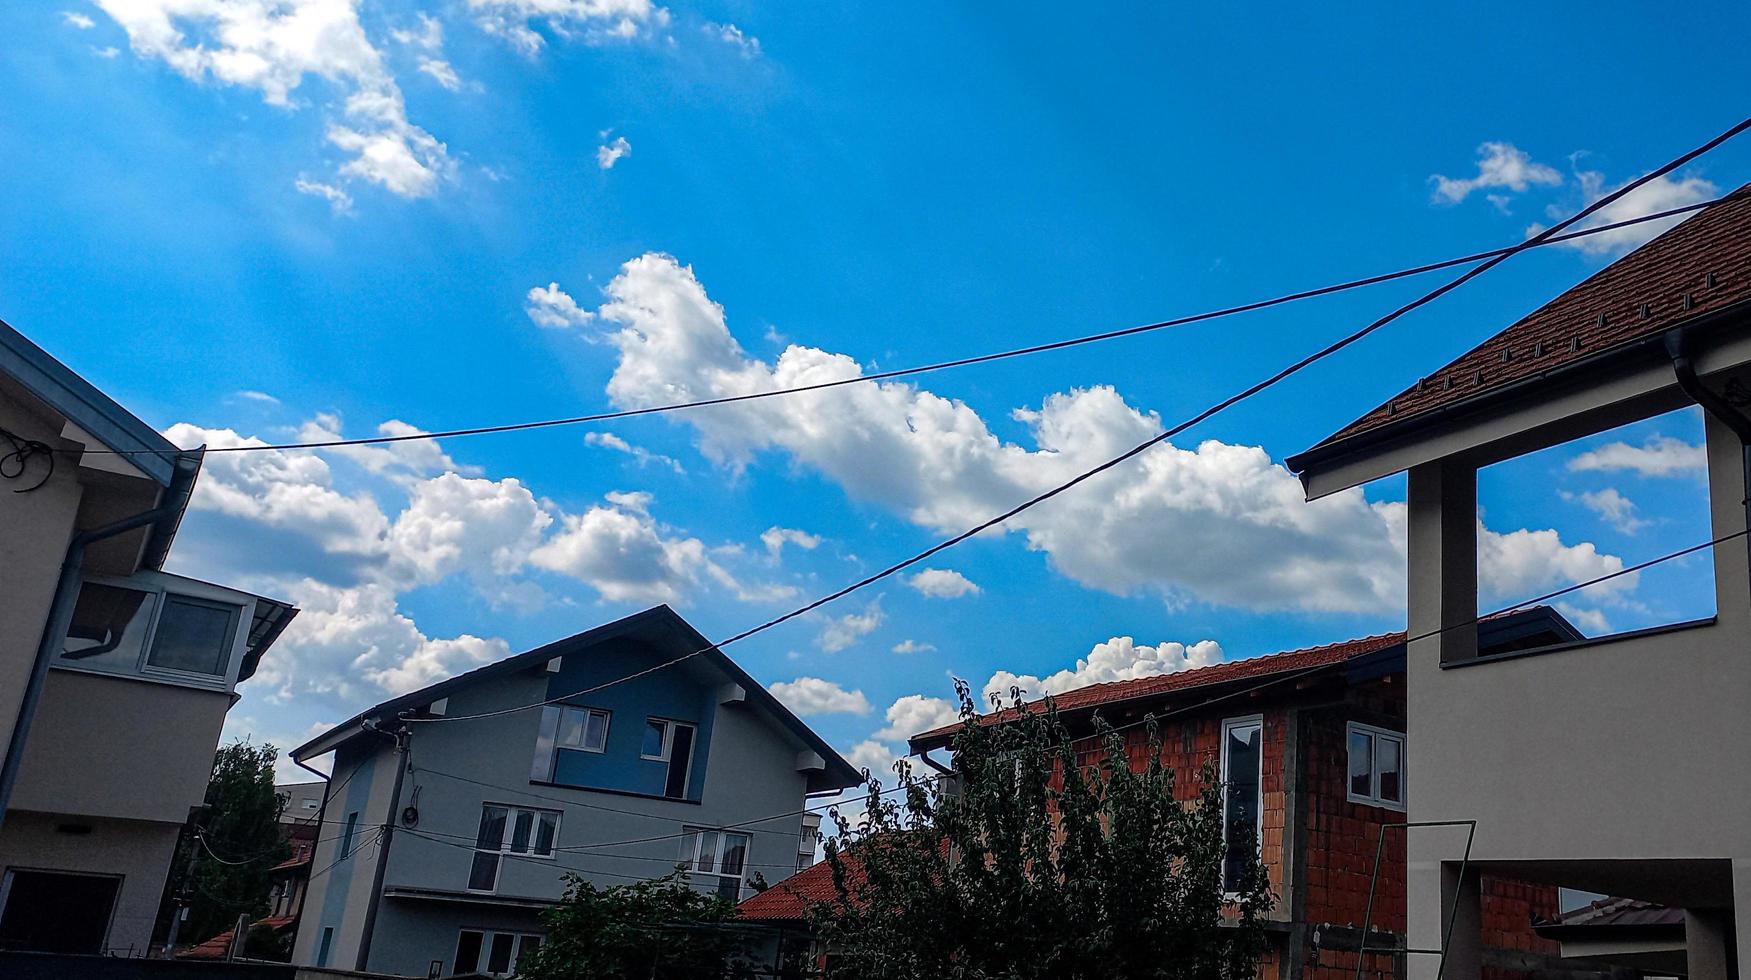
[[56, 570, 254, 693], [557, 705, 611, 754], [1219, 715, 1264, 895], [681, 826, 752, 878], [642, 718, 693, 761], [1345, 722, 1407, 810], [467, 804, 561, 894], [453, 928, 542, 977]]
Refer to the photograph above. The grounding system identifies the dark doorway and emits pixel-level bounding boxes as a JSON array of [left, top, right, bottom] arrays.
[[0, 869, 122, 953]]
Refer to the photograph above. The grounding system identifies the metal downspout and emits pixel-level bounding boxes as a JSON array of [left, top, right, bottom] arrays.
[[1666, 334, 1751, 540]]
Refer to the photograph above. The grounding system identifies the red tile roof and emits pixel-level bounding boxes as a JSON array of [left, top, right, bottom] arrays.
[[909, 628, 1407, 748], [738, 853, 864, 923], [1300, 182, 1751, 457], [175, 915, 298, 960]]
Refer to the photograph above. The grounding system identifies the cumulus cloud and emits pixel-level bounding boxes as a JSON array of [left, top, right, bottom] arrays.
[[761, 526, 821, 558], [1531, 171, 1717, 257], [529, 490, 763, 603], [1563, 487, 1649, 534], [570, 253, 1626, 617], [525, 282, 593, 328], [1568, 436, 1707, 477], [983, 636, 1224, 702], [873, 694, 962, 742], [418, 58, 462, 90], [907, 568, 980, 599], [817, 602, 883, 653], [386, 474, 552, 586], [63, 10, 96, 28], [597, 135, 632, 170], [704, 21, 759, 57], [1476, 521, 1634, 608], [391, 13, 462, 91], [297, 414, 479, 486], [585, 431, 684, 473], [891, 639, 935, 654], [770, 677, 871, 716], [1430, 141, 1562, 205], [95, 0, 451, 198]]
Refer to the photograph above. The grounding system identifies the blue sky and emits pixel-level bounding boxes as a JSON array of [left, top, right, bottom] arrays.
[[4, 0, 1747, 783]]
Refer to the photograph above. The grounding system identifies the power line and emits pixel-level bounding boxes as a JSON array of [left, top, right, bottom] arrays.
[[410, 115, 1751, 729], [78, 197, 1721, 460]]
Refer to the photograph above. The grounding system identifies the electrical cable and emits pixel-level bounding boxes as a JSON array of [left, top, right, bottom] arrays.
[[73, 196, 1725, 460], [409, 115, 1751, 729]]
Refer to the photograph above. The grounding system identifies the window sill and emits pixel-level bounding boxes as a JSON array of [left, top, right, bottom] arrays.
[[49, 661, 233, 695], [1439, 616, 1717, 670]]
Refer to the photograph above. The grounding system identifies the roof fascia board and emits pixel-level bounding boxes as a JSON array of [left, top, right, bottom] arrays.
[[0, 319, 181, 485], [1299, 323, 1751, 498]]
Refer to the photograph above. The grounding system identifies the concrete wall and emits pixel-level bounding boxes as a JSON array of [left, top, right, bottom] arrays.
[[294, 655, 820, 977], [293, 744, 389, 971], [0, 381, 85, 770], [0, 809, 181, 956], [10, 670, 231, 824]]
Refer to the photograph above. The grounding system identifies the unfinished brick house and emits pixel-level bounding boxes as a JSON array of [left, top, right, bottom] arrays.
[[905, 606, 1625, 980]]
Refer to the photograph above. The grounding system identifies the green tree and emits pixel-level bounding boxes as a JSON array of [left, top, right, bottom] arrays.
[[516, 871, 757, 980], [164, 739, 291, 945], [809, 681, 1273, 980]]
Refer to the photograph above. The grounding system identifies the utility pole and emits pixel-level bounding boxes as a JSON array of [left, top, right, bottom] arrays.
[[162, 806, 208, 958]]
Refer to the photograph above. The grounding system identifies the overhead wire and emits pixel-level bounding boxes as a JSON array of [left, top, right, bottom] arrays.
[[407, 115, 1751, 729]]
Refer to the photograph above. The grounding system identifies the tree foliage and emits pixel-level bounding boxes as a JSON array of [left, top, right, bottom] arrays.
[[809, 681, 1273, 980], [163, 739, 291, 944], [517, 871, 758, 980]]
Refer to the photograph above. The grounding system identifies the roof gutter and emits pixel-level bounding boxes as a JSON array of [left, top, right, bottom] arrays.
[[0, 496, 191, 828]]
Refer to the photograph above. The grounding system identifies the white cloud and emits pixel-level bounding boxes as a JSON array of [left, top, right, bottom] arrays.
[[530, 490, 758, 604], [386, 474, 552, 585], [1531, 170, 1717, 257], [576, 254, 1624, 616], [1554, 601, 1612, 636], [844, 739, 905, 780], [1563, 488, 1649, 534], [585, 431, 684, 473], [1568, 436, 1706, 477], [471, 0, 670, 52], [891, 639, 934, 654], [525, 282, 593, 328], [297, 414, 479, 486], [295, 176, 353, 213], [982, 636, 1224, 702], [817, 601, 882, 652], [597, 135, 632, 170], [234, 389, 281, 404], [92, 45, 122, 57], [1476, 521, 1635, 608], [704, 21, 759, 57], [907, 567, 980, 599], [1430, 141, 1562, 205], [418, 58, 462, 90], [873, 694, 961, 742], [770, 677, 871, 716], [95, 0, 451, 199], [761, 526, 821, 558], [391, 12, 444, 50], [63, 10, 96, 28]]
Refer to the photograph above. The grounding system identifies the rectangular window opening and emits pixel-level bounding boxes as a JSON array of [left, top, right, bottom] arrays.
[[468, 803, 560, 893], [1346, 722, 1406, 809], [1219, 716, 1262, 894], [1476, 405, 1716, 650]]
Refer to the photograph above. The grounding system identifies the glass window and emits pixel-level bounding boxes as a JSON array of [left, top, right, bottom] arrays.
[[1220, 717, 1262, 893], [643, 720, 669, 760], [486, 933, 515, 975], [510, 810, 533, 854], [453, 930, 540, 978], [340, 811, 359, 859], [62, 584, 155, 671], [453, 931, 482, 975], [720, 833, 748, 877], [535, 812, 558, 855], [649, 720, 697, 800], [147, 595, 236, 675], [1346, 723, 1407, 808], [683, 827, 751, 877], [469, 804, 559, 891]]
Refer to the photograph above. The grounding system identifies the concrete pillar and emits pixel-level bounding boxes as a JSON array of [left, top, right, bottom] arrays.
[[1405, 461, 1477, 666], [1409, 862, 1481, 980], [1687, 909, 1732, 980]]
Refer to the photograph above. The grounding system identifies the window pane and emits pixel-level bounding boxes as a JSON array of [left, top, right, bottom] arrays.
[[1378, 736, 1403, 804], [147, 596, 235, 675], [487, 933, 515, 974], [681, 830, 700, 870], [476, 806, 508, 849], [1349, 730, 1374, 799], [510, 810, 534, 854], [454, 931, 483, 975], [1222, 721, 1262, 892], [696, 830, 719, 873], [62, 584, 155, 671], [643, 720, 667, 758], [515, 935, 541, 971], [556, 707, 585, 748], [531, 706, 560, 782], [584, 710, 609, 751], [468, 852, 500, 892], [664, 725, 695, 799], [721, 833, 749, 877], [535, 812, 558, 856]]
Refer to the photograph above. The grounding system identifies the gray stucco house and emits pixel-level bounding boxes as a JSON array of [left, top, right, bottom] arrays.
[[0, 318, 296, 956], [290, 605, 861, 978], [1290, 184, 1751, 980]]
